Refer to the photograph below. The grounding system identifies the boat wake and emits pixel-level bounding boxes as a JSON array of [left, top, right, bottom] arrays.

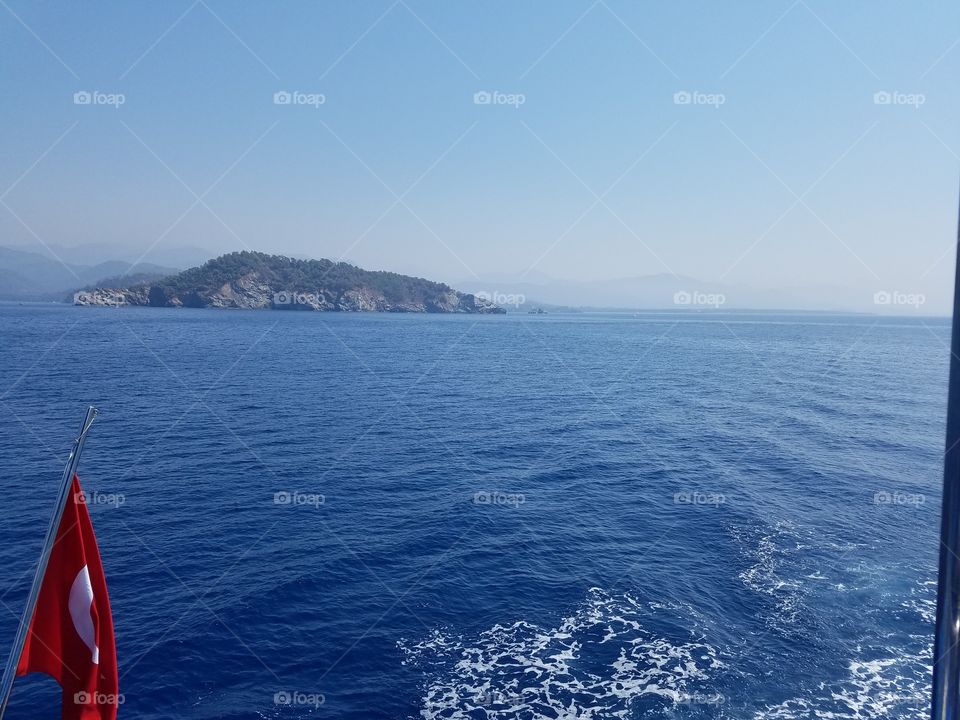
[[756, 647, 932, 719], [398, 587, 723, 719], [729, 520, 809, 630], [902, 579, 937, 625]]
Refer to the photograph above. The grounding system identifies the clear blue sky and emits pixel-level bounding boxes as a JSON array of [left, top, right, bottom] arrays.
[[1, 1, 958, 310]]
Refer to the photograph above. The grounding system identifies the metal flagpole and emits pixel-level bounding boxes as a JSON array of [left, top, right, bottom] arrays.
[[933, 189, 960, 720], [0, 406, 98, 719]]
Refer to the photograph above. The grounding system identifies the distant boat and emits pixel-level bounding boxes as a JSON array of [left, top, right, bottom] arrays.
[[527, 308, 547, 315]]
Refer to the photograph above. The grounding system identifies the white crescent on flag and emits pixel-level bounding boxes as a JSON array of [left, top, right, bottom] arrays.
[[68, 565, 99, 665]]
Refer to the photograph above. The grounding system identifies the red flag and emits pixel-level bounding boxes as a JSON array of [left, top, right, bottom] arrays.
[[16, 474, 119, 719]]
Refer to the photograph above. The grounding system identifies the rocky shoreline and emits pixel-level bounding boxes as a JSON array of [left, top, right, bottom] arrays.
[[74, 269, 504, 314]]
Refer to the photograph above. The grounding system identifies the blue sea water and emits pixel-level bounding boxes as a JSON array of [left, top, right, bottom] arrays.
[[0, 305, 949, 719]]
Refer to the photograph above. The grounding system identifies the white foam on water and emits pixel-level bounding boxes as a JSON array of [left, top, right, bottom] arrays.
[[729, 521, 807, 628], [756, 648, 932, 719], [398, 588, 723, 719], [902, 579, 936, 625]]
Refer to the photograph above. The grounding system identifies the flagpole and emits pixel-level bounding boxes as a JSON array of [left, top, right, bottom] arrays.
[[0, 406, 98, 719], [933, 187, 960, 720]]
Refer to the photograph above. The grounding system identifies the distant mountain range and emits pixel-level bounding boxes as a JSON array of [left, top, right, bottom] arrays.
[[458, 272, 946, 315], [74, 251, 504, 314], [0, 246, 180, 301], [2, 242, 215, 270], [1, 242, 944, 314]]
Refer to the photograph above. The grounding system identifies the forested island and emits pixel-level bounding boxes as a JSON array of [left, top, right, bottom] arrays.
[[74, 251, 505, 314]]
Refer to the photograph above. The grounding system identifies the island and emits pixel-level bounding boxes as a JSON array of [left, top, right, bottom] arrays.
[[73, 251, 505, 314]]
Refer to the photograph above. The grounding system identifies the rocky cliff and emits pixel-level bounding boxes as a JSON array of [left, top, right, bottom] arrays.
[[74, 252, 505, 314]]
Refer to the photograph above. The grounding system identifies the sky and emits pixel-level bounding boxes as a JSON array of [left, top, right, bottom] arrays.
[[1, 1, 959, 311]]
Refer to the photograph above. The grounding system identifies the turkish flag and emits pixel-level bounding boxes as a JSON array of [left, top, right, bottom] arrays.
[[16, 474, 119, 719]]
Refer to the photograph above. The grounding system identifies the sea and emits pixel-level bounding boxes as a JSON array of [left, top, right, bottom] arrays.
[[0, 305, 948, 719]]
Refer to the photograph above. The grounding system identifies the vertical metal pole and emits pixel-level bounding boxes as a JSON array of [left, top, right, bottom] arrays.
[[933, 191, 960, 720], [0, 406, 98, 719]]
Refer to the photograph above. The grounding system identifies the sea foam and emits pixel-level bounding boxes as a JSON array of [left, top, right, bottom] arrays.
[[398, 587, 723, 719]]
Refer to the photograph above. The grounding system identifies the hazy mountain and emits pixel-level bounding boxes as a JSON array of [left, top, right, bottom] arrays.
[[458, 272, 942, 315], [3, 242, 213, 271], [0, 246, 179, 300], [461, 273, 733, 311]]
